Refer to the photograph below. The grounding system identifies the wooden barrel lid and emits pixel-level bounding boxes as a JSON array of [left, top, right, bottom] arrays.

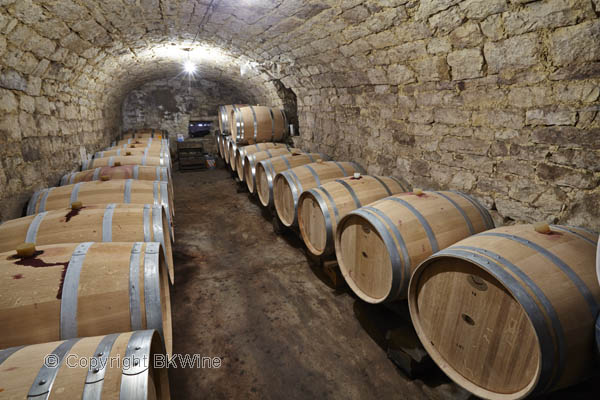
[[337, 214, 393, 303], [298, 193, 327, 254], [410, 257, 541, 399]]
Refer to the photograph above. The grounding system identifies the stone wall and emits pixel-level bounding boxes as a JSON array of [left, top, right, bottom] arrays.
[[284, 0, 600, 230], [1, 0, 598, 231], [0, 3, 121, 221]]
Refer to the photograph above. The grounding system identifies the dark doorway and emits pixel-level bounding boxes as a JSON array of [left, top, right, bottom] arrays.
[[189, 121, 212, 138]]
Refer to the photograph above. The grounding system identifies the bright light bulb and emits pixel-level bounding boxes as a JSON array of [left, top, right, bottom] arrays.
[[184, 61, 196, 74]]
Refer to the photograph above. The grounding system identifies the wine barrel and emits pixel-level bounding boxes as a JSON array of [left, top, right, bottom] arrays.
[[228, 140, 238, 170], [222, 136, 231, 165], [26, 180, 174, 238], [0, 330, 170, 399], [239, 146, 297, 182], [113, 137, 168, 147], [82, 155, 168, 171], [235, 142, 284, 174], [219, 104, 248, 134], [61, 165, 170, 186], [0, 242, 172, 353], [298, 175, 410, 257], [96, 147, 170, 161], [597, 235, 600, 286], [230, 105, 287, 144], [0, 204, 175, 283], [124, 129, 165, 139], [274, 161, 366, 227], [216, 134, 223, 158], [255, 153, 330, 207], [335, 191, 494, 303], [408, 224, 599, 400]]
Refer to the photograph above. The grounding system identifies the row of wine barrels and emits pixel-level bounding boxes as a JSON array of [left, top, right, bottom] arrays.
[[235, 142, 285, 174], [335, 190, 494, 304], [61, 165, 170, 186], [0, 330, 170, 399], [239, 146, 298, 182], [230, 105, 287, 144], [0, 204, 174, 283], [255, 153, 330, 207], [273, 161, 366, 227], [0, 242, 172, 353], [219, 104, 247, 134], [26, 180, 174, 238], [113, 137, 167, 147], [82, 155, 168, 171], [298, 175, 410, 257], [408, 224, 599, 400], [124, 129, 165, 139], [96, 146, 170, 161]]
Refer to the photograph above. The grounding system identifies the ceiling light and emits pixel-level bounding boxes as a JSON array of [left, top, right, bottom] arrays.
[[184, 61, 196, 74]]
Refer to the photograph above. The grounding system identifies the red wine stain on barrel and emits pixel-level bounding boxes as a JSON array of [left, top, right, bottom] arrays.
[[64, 206, 86, 222], [12, 273, 23, 279], [11, 251, 70, 299], [545, 231, 563, 239]]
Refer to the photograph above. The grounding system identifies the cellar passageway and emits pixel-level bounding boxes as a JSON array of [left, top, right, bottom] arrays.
[[169, 166, 463, 399]]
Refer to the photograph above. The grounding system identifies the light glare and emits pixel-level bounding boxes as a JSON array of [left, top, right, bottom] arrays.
[[184, 61, 196, 74]]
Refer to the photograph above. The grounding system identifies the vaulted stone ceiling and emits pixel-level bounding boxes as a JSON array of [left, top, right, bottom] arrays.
[[1, 0, 599, 229]]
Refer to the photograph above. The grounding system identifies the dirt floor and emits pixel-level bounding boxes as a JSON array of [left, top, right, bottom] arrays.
[[168, 164, 598, 400]]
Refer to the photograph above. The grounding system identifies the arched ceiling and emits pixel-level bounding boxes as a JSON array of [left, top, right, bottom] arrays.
[[3, 0, 398, 112]]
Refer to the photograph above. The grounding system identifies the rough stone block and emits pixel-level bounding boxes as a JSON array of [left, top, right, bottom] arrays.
[[411, 56, 450, 82], [387, 64, 416, 85], [504, 0, 595, 35], [525, 109, 577, 126], [550, 20, 600, 67], [537, 163, 597, 189], [484, 32, 540, 73], [447, 48, 484, 80], [449, 21, 483, 48], [460, 0, 507, 19]]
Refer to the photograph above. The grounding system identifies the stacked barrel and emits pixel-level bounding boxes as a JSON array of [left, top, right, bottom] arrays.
[[214, 103, 600, 398], [216, 104, 289, 175], [0, 128, 173, 399]]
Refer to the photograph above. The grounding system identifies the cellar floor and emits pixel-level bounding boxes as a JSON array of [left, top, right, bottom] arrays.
[[168, 164, 597, 400]]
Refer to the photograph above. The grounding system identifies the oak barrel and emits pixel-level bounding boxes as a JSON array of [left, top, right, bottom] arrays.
[[0, 330, 170, 399], [82, 155, 168, 171], [124, 129, 165, 139], [227, 140, 238, 169], [273, 161, 366, 227], [255, 153, 330, 207], [222, 136, 231, 165], [0, 242, 172, 353], [113, 137, 168, 147], [230, 105, 287, 144], [235, 142, 284, 175], [408, 224, 599, 399], [240, 146, 298, 182], [26, 180, 174, 238], [61, 165, 170, 186], [219, 104, 247, 134], [216, 134, 223, 158], [95, 147, 170, 162], [335, 191, 494, 303], [298, 175, 409, 257], [0, 204, 175, 283]]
